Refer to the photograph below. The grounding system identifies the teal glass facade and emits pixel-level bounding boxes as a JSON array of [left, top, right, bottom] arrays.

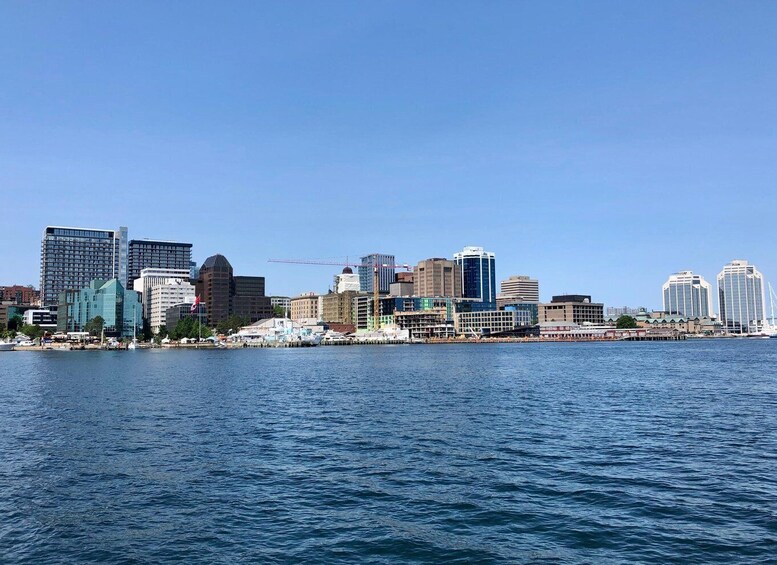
[[58, 279, 142, 338]]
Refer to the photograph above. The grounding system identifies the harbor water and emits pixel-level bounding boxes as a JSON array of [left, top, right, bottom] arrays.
[[1, 340, 775, 563]]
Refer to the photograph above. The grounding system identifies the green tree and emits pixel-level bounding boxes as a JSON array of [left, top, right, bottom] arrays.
[[272, 305, 286, 318], [84, 316, 105, 336], [172, 317, 212, 340], [141, 319, 153, 341], [156, 325, 168, 338], [216, 315, 248, 335], [7, 315, 23, 332], [615, 315, 638, 329], [20, 324, 44, 340]]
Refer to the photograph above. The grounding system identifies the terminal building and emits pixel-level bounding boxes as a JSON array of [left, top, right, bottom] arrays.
[[538, 295, 604, 325]]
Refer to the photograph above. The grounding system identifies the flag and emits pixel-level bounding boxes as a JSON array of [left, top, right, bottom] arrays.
[[190, 295, 201, 313]]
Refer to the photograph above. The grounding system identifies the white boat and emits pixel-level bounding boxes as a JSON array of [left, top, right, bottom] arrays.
[[0, 341, 15, 352], [127, 305, 139, 349]]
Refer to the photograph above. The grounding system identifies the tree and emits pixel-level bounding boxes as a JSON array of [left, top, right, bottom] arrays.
[[7, 315, 23, 332], [20, 324, 44, 340], [216, 315, 248, 335], [156, 325, 168, 338], [84, 316, 105, 336], [171, 317, 212, 340], [141, 318, 153, 341], [272, 305, 286, 318], [615, 315, 638, 329]]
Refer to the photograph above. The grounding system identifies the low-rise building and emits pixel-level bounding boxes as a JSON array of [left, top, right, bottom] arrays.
[[22, 309, 57, 329], [455, 310, 526, 336], [0, 285, 40, 305], [321, 291, 360, 325], [165, 302, 208, 331], [539, 295, 604, 325], [290, 293, 320, 321]]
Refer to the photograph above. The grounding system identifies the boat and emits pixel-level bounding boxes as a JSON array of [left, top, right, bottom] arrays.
[[127, 305, 138, 349], [761, 283, 777, 338], [0, 341, 15, 352]]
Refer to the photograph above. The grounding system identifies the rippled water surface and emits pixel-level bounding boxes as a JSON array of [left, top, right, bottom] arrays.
[[1, 341, 776, 563]]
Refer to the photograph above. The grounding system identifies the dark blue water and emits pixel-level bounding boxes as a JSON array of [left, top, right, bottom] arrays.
[[1, 341, 776, 563]]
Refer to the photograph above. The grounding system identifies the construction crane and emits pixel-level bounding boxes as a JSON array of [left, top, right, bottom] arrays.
[[268, 258, 412, 330]]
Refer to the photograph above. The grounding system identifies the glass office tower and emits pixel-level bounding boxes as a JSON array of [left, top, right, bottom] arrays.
[[717, 260, 765, 334], [662, 271, 713, 317], [453, 246, 496, 308]]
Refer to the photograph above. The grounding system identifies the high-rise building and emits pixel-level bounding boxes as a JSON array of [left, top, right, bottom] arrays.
[[127, 239, 193, 285], [133, 267, 191, 320], [334, 267, 361, 293], [40, 226, 127, 306], [149, 279, 195, 333], [195, 254, 272, 325], [717, 260, 765, 334], [499, 275, 539, 302], [453, 246, 496, 307], [358, 253, 396, 294], [57, 278, 142, 338], [196, 254, 234, 325], [414, 258, 462, 297], [233, 276, 272, 322], [662, 271, 713, 318]]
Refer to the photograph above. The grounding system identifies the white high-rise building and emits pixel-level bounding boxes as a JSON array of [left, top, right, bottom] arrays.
[[149, 278, 195, 333], [662, 271, 713, 318], [499, 275, 539, 302], [133, 267, 191, 320], [334, 267, 361, 293], [717, 260, 765, 334]]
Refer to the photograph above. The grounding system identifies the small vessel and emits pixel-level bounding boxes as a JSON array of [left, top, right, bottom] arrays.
[[0, 341, 15, 352], [127, 305, 138, 349]]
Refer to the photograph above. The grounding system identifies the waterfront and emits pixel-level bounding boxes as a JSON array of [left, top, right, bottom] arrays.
[[1, 341, 775, 563]]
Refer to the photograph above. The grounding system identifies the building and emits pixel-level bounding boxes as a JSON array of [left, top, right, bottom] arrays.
[[455, 310, 527, 336], [358, 253, 397, 294], [414, 258, 462, 297], [606, 306, 646, 317], [40, 226, 128, 306], [195, 254, 272, 326], [22, 309, 57, 330], [196, 254, 234, 325], [290, 293, 320, 321], [333, 267, 361, 293], [717, 260, 765, 334], [133, 268, 191, 321], [496, 300, 539, 324], [233, 276, 272, 322], [352, 295, 456, 330], [396, 271, 414, 284], [149, 279, 195, 333], [499, 275, 539, 302], [453, 246, 496, 308], [395, 310, 454, 339], [321, 290, 360, 325], [389, 282, 414, 296], [539, 295, 604, 325], [662, 271, 713, 318], [127, 239, 193, 285], [270, 296, 291, 315], [57, 279, 142, 338], [0, 285, 40, 305], [165, 302, 207, 331]]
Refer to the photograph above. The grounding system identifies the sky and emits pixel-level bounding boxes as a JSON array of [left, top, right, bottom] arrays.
[[1, 1, 776, 309]]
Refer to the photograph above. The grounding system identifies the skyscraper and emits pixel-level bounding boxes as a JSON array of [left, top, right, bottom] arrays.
[[358, 253, 396, 294], [662, 271, 713, 317], [195, 254, 272, 325], [453, 246, 496, 307], [717, 260, 765, 334], [40, 226, 127, 307], [127, 239, 193, 285]]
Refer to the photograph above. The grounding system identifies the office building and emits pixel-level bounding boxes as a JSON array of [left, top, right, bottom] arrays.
[[196, 254, 233, 325], [496, 300, 539, 324], [57, 279, 142, 338], [40, 226, 127, 306], [539, 295, 604, 325], [291, 293, 320, 321], [271, 296, 291, 315], [127, 239, 193, 285], [455, 310, 527, 336], [149, 279, 195, 333], [499, 275, 539, 302], [662, 271, 713, 318], [233, 276, 272, 322], [133, 268, 191, 321], [358, 253, 397, 294], [717, 260, 765, 334], [453, 246, 496, 307], [334, 267, 361, 293], [414, 258, 462, 297], [389, 282, 414, 296], [22, 309, 57, 330], [396, 271, 414, 284]]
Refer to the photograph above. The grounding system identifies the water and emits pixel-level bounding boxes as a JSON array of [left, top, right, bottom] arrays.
[[1, 341, 775, 564]]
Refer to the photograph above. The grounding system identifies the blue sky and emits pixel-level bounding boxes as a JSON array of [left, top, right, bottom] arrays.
[[1, 1, 776, 308]]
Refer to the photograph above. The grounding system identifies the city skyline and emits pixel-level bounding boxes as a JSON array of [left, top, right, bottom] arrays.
[[2, 3, 777, 306]]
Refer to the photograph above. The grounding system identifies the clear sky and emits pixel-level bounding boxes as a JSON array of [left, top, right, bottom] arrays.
[[2, 1, 776, 309]]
